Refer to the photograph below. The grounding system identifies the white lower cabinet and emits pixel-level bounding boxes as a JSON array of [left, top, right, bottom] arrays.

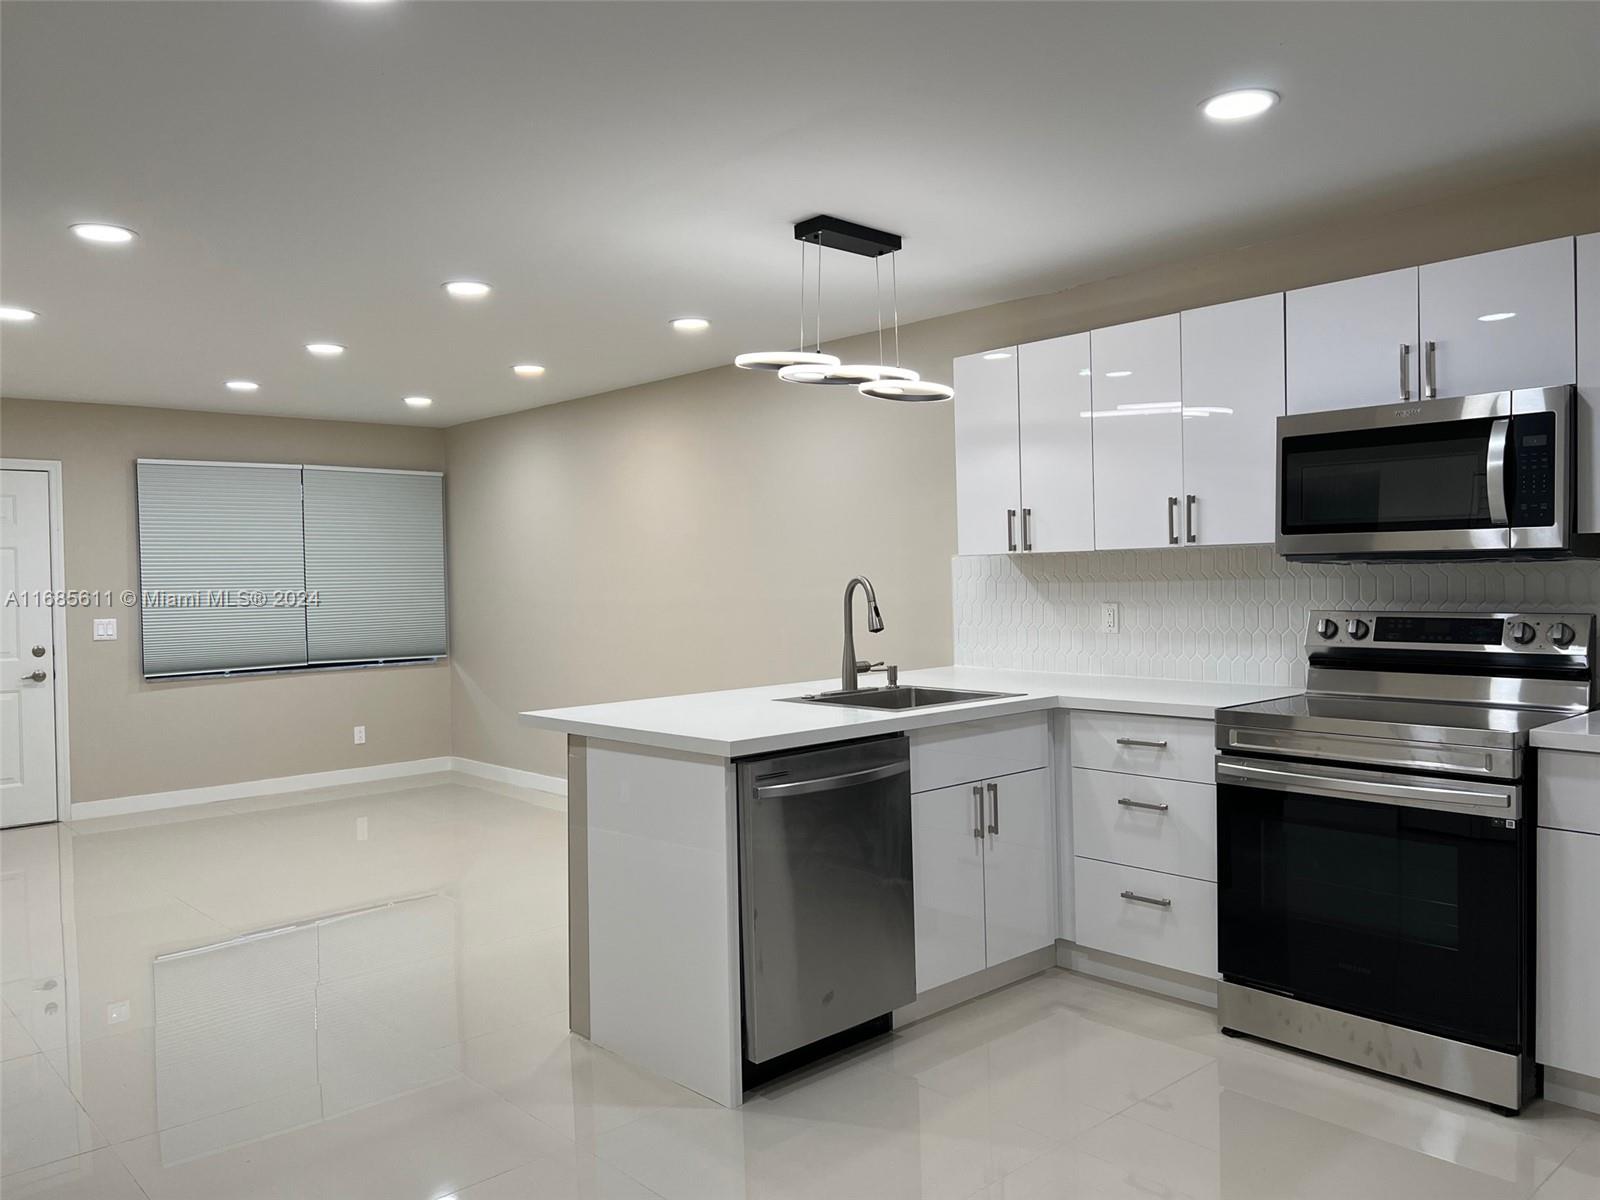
[[911, 766, 1055, 994], [1073, 858, 1217, 978], [1537, 827, 1600, 1078]]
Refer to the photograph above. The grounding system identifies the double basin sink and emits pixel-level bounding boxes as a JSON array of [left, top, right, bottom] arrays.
[[786, 685, 1021, 710]]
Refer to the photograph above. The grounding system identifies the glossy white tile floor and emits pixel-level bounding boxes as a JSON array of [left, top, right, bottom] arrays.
[[2, 773, 1597, 1199]]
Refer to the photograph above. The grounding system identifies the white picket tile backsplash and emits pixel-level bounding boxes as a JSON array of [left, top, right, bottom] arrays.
[[952, 547, 1600, 687]]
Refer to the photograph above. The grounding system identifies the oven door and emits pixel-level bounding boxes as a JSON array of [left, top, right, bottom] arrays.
[[1216, 756, 1528, 1052], [1274, 389, 1571, 559]]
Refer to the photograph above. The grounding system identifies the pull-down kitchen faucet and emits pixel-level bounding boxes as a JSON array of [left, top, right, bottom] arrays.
[[840, 576, 884, 692]]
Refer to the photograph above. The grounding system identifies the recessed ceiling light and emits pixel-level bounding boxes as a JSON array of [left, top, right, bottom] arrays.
[[512, 363, 546, 378], [670, 317, 710, 333], [404, 395, 433, 408], [0, 305, 38, 322], [225, 380, 259, 392], [1201, 88, 1280, 122], [71, 222, 137, 244], [443, 280, 490, 299], [305, 342, 346, 357], [1105, 370, 1134, 378], [1478, 311, 1517, 322], [982, 351, 1013, 361]]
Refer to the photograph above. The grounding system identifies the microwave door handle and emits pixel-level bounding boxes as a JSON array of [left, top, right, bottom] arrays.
[[1486, 417, 1510, 527]]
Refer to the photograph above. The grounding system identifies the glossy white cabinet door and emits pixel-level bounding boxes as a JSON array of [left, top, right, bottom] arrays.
[[982, 767, 1056, 966], [1018, 333, 1095, 552], [1286, 267, 1418, 413], [1537, 828, 1600, 1077], [1179, 294, 1285, 545], [1090, 314, 1184, 549], [1419, 237, 1576, 398], [911, 781, 988, 993], [1578, 233, 1599, 534], [954, 349, 1022, 555]]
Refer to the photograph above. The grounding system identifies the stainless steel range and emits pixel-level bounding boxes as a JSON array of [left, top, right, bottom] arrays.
[[1214, 609, 1596, 1114]]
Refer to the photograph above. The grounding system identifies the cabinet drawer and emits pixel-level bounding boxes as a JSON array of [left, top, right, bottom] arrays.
[[1071, 768, 1216, 881], [1537, 828, 1600, 1077], [911, 712, 1049, 793], [1073, 858, 1217, 979], [1539, 751, 1600, 835], [1069, 711, 1214, 783]]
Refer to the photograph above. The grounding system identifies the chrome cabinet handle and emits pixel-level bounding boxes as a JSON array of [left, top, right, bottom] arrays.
[[972, 785, 984, 841], [1185, 494, 1197, 544], [1116, 737, 1168, 749], [1166, 496, 1179, 545], [1423, 339, 1437, 399], [1399, 343, 1411, 401], [1021, 508, 1033, 552], [1006, 508, 1017, 552], [986, 781, 999, 836], [1118, 797, 1170, 812], [1120, 890, 1172, 908], [25, 670, 47, 683], [1485, 418, 1510, 527]]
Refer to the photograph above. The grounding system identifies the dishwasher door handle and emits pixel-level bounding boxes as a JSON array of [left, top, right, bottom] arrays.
[[754, 760, 910, 799]]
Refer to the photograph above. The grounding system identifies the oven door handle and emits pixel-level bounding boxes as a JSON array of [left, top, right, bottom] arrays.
[[1486, 417, 1510, 527], [1216, 757, 1516, 816]]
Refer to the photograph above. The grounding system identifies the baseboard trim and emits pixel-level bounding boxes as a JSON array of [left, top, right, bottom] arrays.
[[1058, 941, 1220, 1009], [69, 757, 457, 820], [1543, 1066, 1600, 1115], [894, 946, 1057, 1028], [449, 757, 567, 808]]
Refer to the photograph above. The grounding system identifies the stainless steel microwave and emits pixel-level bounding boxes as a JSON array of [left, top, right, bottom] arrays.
[[1276, 386, 1597, 561]]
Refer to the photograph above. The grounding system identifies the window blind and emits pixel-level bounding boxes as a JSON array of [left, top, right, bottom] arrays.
[[136, 461, 310, 677], [301, 467, 447, 664]]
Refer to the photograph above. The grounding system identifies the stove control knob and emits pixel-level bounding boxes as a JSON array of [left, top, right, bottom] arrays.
[[1548, 622, 1577, 650], [1315, 618, 1339, 640], [1509, 621, 1538, 646], [1346, 618, 1370, 640]]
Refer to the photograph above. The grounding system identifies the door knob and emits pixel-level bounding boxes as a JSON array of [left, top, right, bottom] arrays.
[[26, 670, 47, 683], [30, 645, 46, 658]]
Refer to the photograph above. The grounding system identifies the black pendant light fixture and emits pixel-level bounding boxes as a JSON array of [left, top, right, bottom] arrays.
[[735, 215, 953, 403]]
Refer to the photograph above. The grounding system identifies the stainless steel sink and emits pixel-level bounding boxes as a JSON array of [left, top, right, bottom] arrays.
[[784, 685, 1022, 710]]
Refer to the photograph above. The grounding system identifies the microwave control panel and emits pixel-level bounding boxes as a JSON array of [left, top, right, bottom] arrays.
[[1510, 411, 1556, 527]]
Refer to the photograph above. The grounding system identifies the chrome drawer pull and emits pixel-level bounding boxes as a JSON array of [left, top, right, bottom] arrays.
[[1117, 797, 1170, 813], [1115, 737, 1168, 750], [1120, 890, 1172, 908]]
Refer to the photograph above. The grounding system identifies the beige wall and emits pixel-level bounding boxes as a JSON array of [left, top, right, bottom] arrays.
[[0, 398, 450, 803], [447, 161, 1600, 779]]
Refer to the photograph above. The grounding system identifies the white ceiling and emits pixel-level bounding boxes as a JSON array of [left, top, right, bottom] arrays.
[[3, 2, 1597, 427]]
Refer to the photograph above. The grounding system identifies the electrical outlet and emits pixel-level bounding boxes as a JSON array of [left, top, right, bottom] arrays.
[[353, 725, 366, 745], [93, 618, 117, 640], [1100, 603, 1121, 634]]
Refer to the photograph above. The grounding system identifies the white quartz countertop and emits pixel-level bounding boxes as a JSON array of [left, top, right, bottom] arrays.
[[520, 665, 1301, 758], [1532, 710, 1600, 754]]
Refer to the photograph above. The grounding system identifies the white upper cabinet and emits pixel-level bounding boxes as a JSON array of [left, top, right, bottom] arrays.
[[1419, 238, 1576, 399], [1018, 333, 1095, 553], [954, 349, 1022, 555], [1286, 267, 1419, 414], [1090, 314, 1184, 550], [1575, 233, 1598, 534], [1179, 294, 1286, 546]]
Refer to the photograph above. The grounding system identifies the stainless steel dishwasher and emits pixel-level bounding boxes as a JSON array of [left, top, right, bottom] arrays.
[[737, 735, 915, 1072]]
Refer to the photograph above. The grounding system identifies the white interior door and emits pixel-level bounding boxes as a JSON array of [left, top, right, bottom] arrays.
[[1018, 333, 1095, 553], [953, 349, 1022, 555], [1179, 293, 1286, 546], [1, 469, 59, 827]]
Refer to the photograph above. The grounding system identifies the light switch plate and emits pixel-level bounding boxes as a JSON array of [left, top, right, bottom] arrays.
[[1100, 603, 1120, 634], [106, 1000, 131, 1026], [93, 618, 118, 641], [353, 725, 366, 745]]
